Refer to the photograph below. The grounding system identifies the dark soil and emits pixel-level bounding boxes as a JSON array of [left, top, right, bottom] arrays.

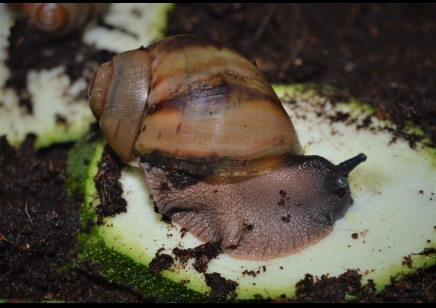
[[204, 272, 239, 301], [1, 3, 435, 303], [94, 145, 127, 225]]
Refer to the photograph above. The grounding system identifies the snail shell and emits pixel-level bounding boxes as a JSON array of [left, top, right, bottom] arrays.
[[8, 3, 107, 38], [89, 34, 303, 176], [89, 35, 366, 260]]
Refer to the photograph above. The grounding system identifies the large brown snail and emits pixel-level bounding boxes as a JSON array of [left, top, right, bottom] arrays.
[[8, 3, 107, 38], [88, 35, 367, 260]]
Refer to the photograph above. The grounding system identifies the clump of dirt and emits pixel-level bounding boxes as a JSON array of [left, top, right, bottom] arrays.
[[292, 270, 362, 302], [149, 242, 231, 300], [149, 253, 174, 275], [172, 241, 222, 273], [94, 145, 127, 225], [204, 272, 239, 301], [276, 265, 436, 303], [375, 267, 436, 303]]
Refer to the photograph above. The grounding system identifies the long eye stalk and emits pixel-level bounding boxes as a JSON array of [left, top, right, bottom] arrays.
[[338, 153, 367, 174]]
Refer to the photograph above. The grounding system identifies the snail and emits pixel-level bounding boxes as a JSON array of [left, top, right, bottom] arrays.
[[8, 3, 107, 38], [88, 35, 367, 260]]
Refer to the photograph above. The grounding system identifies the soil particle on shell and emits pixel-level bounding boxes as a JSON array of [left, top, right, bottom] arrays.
[[93, 145, 127, 225]]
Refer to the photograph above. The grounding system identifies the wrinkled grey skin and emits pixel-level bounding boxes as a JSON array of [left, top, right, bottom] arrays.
[[141, 154, 366, 260]]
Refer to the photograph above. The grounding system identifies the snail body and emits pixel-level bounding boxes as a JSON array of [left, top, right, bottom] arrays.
[[8, 3, 107, 38], [89, 35, 366, 260]]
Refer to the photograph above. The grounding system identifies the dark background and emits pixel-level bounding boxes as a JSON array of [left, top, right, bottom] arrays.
[[1, 3, 435, 303]]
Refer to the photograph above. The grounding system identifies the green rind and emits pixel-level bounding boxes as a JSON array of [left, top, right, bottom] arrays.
[[32, 116, 96, 150], [77, 228, 210, 302], [66, 132, 104, 226]]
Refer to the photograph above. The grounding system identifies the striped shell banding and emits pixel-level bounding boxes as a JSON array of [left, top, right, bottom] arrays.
[[90, 35, 302, 176]]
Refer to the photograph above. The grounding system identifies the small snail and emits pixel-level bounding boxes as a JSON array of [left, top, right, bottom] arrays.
[[8, 3, 107, 38], [89, 35, 367, 260]]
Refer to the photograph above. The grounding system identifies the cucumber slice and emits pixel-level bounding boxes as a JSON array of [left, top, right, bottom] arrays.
[[69, 84, 436, 302], [0, 3, 174, 149]]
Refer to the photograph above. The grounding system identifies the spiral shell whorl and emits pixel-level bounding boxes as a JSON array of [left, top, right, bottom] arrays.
[[89, 50, 152, 162], [33, 3, 69, 34]]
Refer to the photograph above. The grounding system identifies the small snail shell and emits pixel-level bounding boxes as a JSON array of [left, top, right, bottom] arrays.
[[8, 3, 107, 38], [89, 35, 367, 260]]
